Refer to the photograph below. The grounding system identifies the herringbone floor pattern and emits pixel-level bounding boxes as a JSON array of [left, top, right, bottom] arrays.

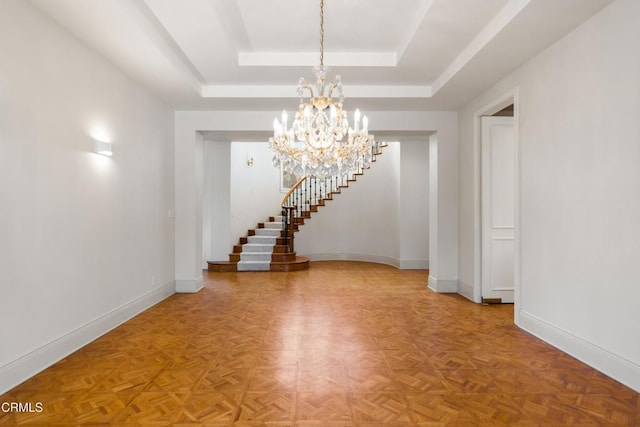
[[1, 261, 638, 426]]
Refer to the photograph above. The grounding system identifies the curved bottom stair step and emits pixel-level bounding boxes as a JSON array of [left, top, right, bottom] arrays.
[[270, 256, 310, 272], [207, 256, 309, 272]]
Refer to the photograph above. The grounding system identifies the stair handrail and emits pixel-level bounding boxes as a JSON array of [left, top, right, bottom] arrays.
[[278, 142, 387, 255], [281, 176, 307, 207]]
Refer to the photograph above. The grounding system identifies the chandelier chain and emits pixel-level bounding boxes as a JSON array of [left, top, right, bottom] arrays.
[[319, 0, 324, 66]]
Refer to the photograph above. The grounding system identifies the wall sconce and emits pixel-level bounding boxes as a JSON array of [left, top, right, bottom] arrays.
[[93, 138, 113, 157], [247, 151, 254, 167]]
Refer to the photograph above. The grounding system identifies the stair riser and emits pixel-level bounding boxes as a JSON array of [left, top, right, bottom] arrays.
[[247, 236, 277, 244], [237, 262, 270, 271], [241, 253, 272, 262], [242, 244, 274, 253], [254, 229, 281, 237]]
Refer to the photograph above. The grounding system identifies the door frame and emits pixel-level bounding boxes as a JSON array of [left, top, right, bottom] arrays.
[[473, 87, 521, 324]]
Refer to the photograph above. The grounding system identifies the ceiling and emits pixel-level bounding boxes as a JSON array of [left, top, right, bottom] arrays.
[[30, 0, 613, 111]]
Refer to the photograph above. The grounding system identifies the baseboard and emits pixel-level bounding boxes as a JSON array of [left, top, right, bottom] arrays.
[[175, 275, 204, 293], [0, 281, 175, 395], [398, 260, 429, 270], [457, 280, 475, 302], [304, 253, 401, 268], [519, 310, 640, 393], [427, 275, 458, 293]]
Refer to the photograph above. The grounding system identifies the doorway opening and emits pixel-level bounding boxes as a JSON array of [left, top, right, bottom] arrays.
[[474, 89, 520, 322]]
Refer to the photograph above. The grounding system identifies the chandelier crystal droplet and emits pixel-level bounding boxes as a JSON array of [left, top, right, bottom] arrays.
[[269, 0, 375, 178]]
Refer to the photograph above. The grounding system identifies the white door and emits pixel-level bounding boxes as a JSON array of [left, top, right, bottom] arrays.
[[481, 116, 515, 303]]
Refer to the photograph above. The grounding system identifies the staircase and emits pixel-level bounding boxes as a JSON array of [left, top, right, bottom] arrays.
[[207, 214, 309, 272], [207, 141, 387, 272], [236, 218, 280, 271]]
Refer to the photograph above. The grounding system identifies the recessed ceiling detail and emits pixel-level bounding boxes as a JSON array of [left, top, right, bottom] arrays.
[[237, 52, 398, 68], [30, 0, 614, 110]]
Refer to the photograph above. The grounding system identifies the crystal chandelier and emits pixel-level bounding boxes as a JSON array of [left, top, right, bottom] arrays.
[[269, 0, 375, 178]]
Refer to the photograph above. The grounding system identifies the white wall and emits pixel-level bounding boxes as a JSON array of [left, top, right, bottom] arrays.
[[400, 141, 430, 268], [229, 142, 283, 245], [294, 141, 430, 268], [295, 142, 403, 266], [203, 141, 283, 263], [202, 141, 231, 263], [0, 0, 175, 393], [458, 0, 640, 391]]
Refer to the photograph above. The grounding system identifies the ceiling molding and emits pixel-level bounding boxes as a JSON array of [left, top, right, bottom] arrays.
[[31, 0, 612, 110], [396, 0, 435, 62], [201, 85, 431, 99], [238, 52, 397, 67], [135, 0, 205, 90], [207, 0, 252, 51], [431, 0, 531, 95]]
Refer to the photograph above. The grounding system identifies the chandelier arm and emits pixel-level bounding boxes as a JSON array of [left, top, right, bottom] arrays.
[[300, 80, 315, 100], [326, 79, 339, 99]]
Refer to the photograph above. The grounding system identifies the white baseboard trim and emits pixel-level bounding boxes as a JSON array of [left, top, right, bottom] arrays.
[[457, 280, 475, 302], [519, 310, 640, 393], [398, 260, 429, 270], [175, 275, 204, 293], [304, 253, 401, 269], [427, 275, 458, 293], [0, 281, 175, 395]]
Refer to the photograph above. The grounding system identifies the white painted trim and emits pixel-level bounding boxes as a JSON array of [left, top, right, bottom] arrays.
[[457, 280, 474, 301], [175, 275, 204, 293], [238, 51, 397, 67], [512, 91, 522, 326], [304, 253, 400, 269], [431, 0, 531, 95], [0, 281, 175, 395], [427, 275, 458, 293], [519, 310, 640, 393], [472, 87, 520, 309], [398, 260, 429, 270], [396, 0, 435, 61], [201, 85, 431, 99]]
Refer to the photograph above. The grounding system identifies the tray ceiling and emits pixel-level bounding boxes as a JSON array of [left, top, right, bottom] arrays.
[[30, 0, 613, 110]]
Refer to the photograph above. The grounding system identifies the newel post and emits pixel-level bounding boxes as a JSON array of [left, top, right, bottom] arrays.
[[282, 205, 296, 253]]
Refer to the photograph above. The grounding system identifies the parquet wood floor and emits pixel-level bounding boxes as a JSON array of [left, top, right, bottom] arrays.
[[1, 261, 638, 426]]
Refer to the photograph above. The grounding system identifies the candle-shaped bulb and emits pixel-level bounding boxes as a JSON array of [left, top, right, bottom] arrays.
[[362, 115, 369, 132], [273, 118, 281, 135], [281, 110, 288, 132], [354, 109, 361, 131], [330, 105, 337, 127]]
